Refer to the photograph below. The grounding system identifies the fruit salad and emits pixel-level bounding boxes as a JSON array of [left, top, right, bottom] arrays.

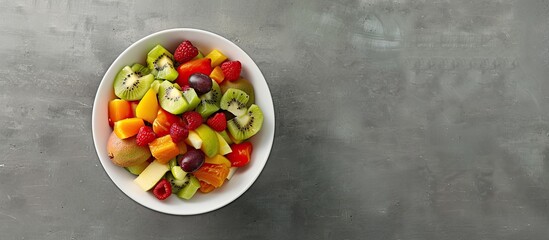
[[106, 40, 263, 201]]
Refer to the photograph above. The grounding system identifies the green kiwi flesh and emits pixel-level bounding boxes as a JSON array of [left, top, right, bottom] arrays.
[[114, 66, 154, 101], [131, 63, 151, 76], [182, 88, 201, 110], [147, 45, 178, 81], [220, 78, 255, 107], [158, 81, 189, 115], [220, 88, 249, 117], [227, 104, 264, 141], [196, 80, 221, 118]]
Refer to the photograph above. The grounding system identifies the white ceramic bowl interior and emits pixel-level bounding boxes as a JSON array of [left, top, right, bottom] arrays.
[[92, 28, 275, 215]]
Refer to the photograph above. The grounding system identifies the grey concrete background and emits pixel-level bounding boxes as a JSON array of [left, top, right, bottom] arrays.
[[2, 0, 549, 239]]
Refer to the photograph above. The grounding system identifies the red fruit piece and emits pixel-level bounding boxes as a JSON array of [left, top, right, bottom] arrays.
[[206, 113, 226, 132], [153, 179, 172, 200], [220, 61, 241, 82], [226, 142, 253, 167], [182, 111, 203, 130], [170, 122, 189, 143], [174, 40, 199, 63], [136, 126, 156, 146], [176, 58, 212, 88]]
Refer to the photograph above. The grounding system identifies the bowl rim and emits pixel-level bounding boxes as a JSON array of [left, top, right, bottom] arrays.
[[91, 28, 275, 215]]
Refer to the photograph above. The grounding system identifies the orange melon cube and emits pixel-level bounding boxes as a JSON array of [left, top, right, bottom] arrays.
[[209, 66, 225, 84], [149, 135, 180, 164], [108, 99, 132, 127], [113, 118, 145, 139], [135, 88, 159, 123]]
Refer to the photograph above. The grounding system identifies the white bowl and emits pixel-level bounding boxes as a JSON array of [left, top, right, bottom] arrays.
[[92, 28, 275, 215]]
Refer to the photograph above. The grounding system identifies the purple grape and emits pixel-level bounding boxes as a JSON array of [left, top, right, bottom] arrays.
[[189, 73, 212, 95], [177, 149, 205, 172]]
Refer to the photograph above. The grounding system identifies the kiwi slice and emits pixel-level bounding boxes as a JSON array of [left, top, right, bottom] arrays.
[[177, 175, 200, 200], [150, 80, 162, 93], [227, 104, 264, 141], [158, 81, 189, 115], [131, 63, 151, 76], [220, 88, 249, 117], [196, 80, 221, 118], [182, 88, 201, 110], [114, 66, 154, 101], [165, 172, 189, 194], [220, 78, 255, 107], [147, 45, 178, 81]]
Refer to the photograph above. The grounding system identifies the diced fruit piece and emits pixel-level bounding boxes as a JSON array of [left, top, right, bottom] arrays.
[[225, 142, 253, 167], [153, 179, 172, 200], [169, 122, 189, 143], [227, 104, 263, 141], [135, 88, 159, 123], [193, 163, 230, 188], [158, 81, 189, 115], [131, 63, 151, 76], [125, 161, 150, 175], [220, 88, 249, 117], [177, 149, 205, 173], [216, 132, 232, 155], [205, 155, 231, 168], [165, 172, 189, 194], [134, 160, 170, 191], [218, 130, 233, 145], [227, 167, 237, 180], [220, 61, 241, 82], [199, 181, 215, 193], [177, 141, 188, 155], [130, 101, 139, 117], [114, 66, 154, 101], [176, 58, 212, 88], [151, 80, 162, 93], [195, 124, 219, 157], [185, 130, 202, 149], [147, 45, 178, 81], [108, 99, 132, 127], [177, 175, 200, 200], [228, 131, 243, 144], [196, 80, 222, 119], [189, 73, 213, 95], [153, 109, 183, 137], [168, 158, 177, 169], [182, 111, 203, 130], [207, 113, 227, 132], [136, 126, 156, 146], [174, 40, 199, 63], [107, 132, 151, 167], [148, 135, 180, 164], [171, 166, 187, 180], [182, 88, 201, 110], [205, 49, 227, 67], [220, 78, 255, 107], [209, 66, 225, 84], [113, 118, 145, 139]]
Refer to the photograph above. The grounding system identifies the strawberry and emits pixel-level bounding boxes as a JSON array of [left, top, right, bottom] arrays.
[[176, 58, 212, 87], [170, 122, 189, 143], [136, 126, 156, 146], [226, 142, 253, 167], [174, 40, 199, 63], [153, 179, 172, 200], [182, 111, 203, 130], [220, 61, 241, 81], [206, 113, 226, 132]]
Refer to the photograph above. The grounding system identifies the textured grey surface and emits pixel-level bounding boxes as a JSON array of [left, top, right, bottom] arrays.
[[2, 0, 549, 239]]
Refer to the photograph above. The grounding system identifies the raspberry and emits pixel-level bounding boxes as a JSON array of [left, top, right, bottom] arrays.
[[206, 113, 226, 132], [170, 122, 189, 143], [220, 61, 241, 81], [174, 40, 199, 63], [136, 126, 156, 146], [153, 179, 172, 200], [182, 111, 203, 130]]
